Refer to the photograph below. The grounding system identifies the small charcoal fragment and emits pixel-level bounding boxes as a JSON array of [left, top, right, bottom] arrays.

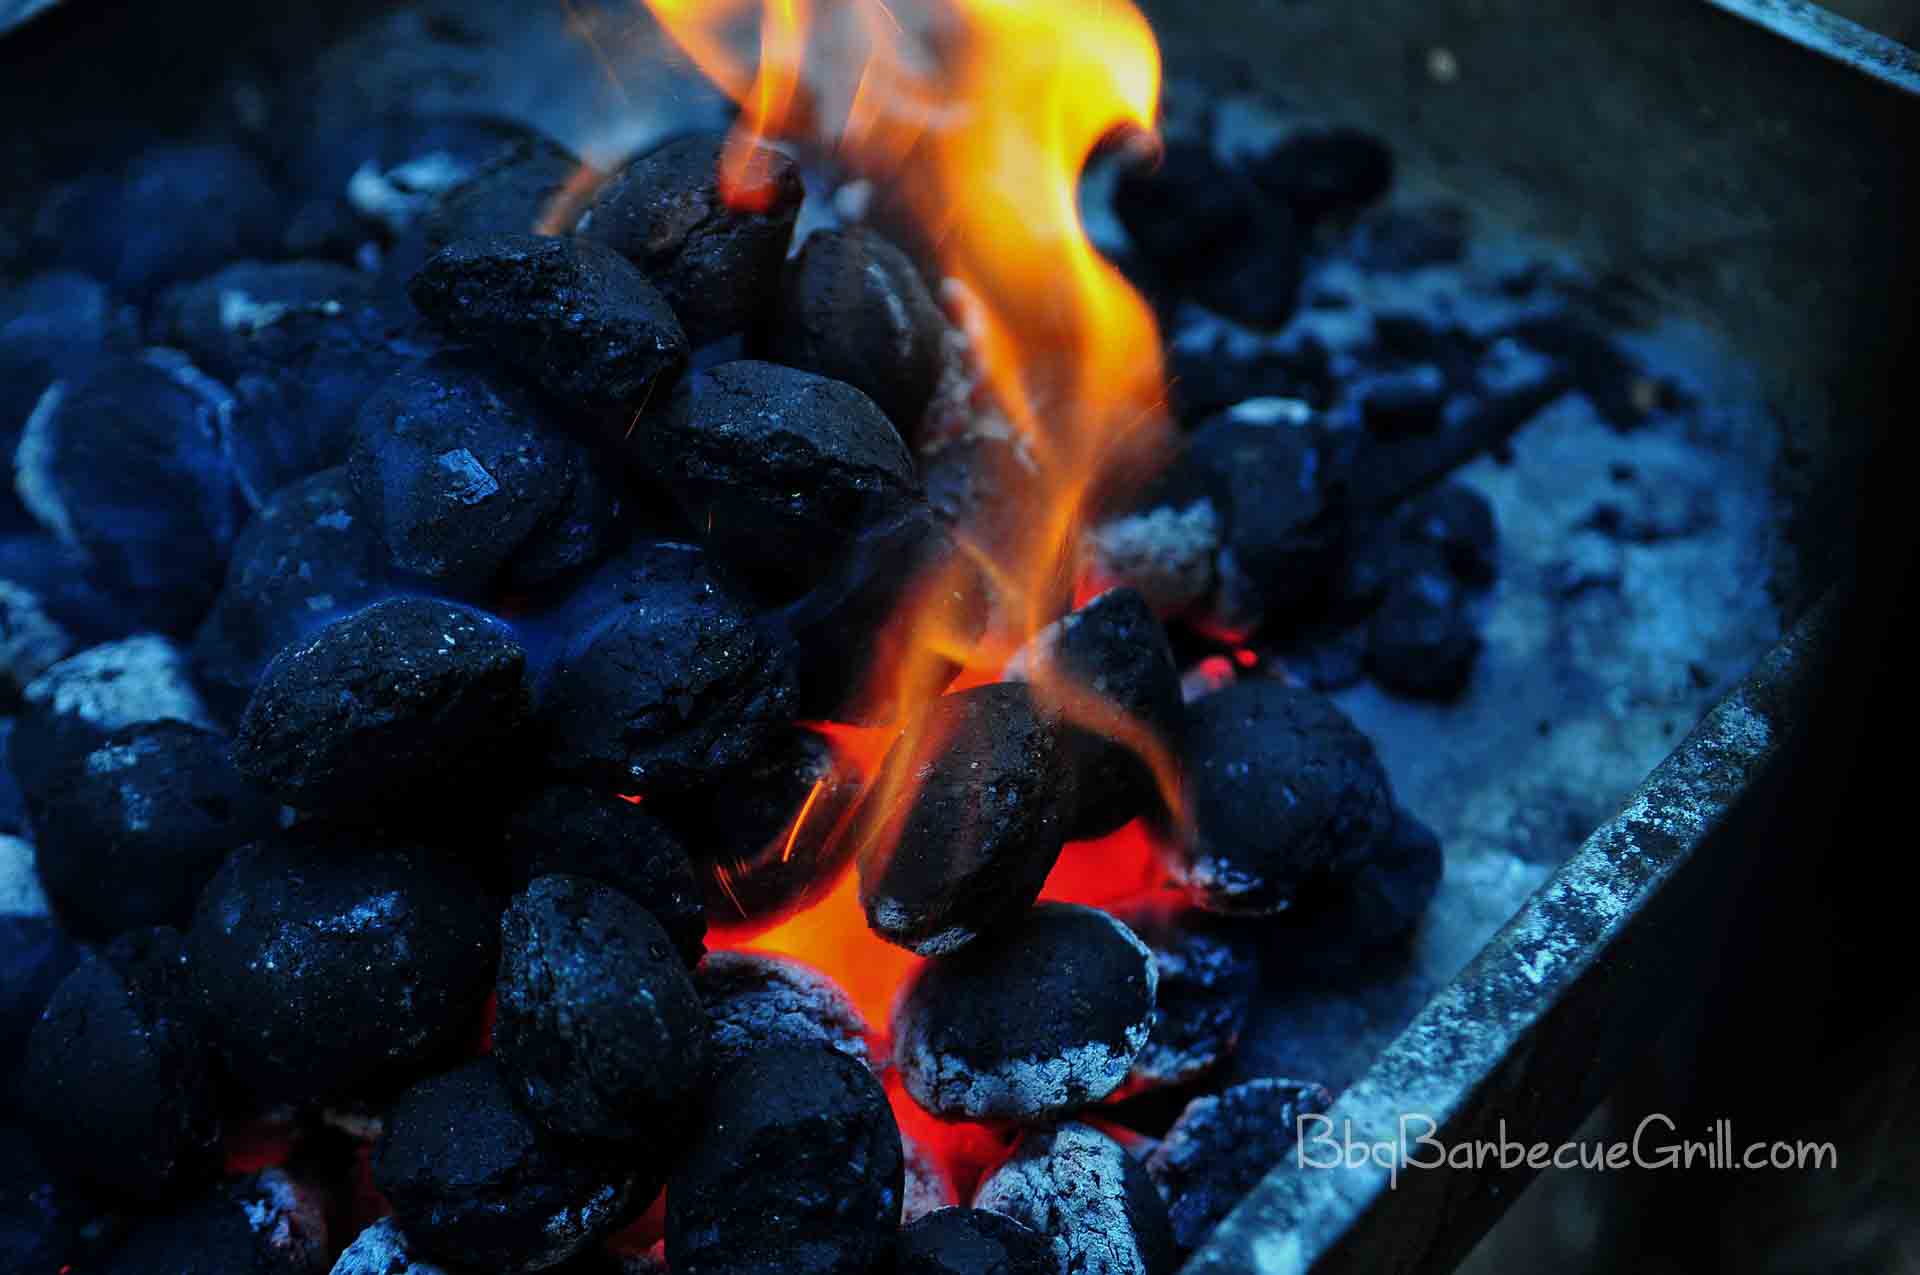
[[577, 133, 803, 346], [1172, 681, 1393, 915], [893, 903, 1156, 1121], [494, 875, 709, 1142], [0, 1123, 87, 1272], [1111, 905, 1258, 1092], [695, 951, 871, 1072], [1145, 1078, 1334, 1253], [767, 227, 946, 435], [99, 1171, 328, 1275], [859, 684, 1071, 956], [422, 137, 584, 250], [505, 785, 707, 967], [375, 1060, 640, 1274], [1365, 569, 1481, 699], [30, 720, 280, 941], [666, 1044, 903, 1275], [408, 234, 687, 416], [347, 351, 622, 595], [1278, 804, 1443, 956], [328, 1218, 452, 1275], [973, 1122, 1176, 1275], [1245, 122, 1394, 227], [234, 597, 528, 810], [896, 1207, 1055, 1275], [190, 833, 497, 1104], [1401, 481, 1497, 585]]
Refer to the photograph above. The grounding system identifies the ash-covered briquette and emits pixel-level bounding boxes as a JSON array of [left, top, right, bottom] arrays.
[[1242, 121, 1394, 227], [234, 597, 528, 811], [1086, 501, 1222, 619], [1007, 587, 1183, 841], [766, 226, 947, 436], [346, 350, 622, 596], [494, 874, 709, 1142], [895, 1207, 1056, 1275], [0, 1122, 90, 1272], [666, 1043, 903, 1275], [576, 133, 803, 347], [1111, 905, 1259, 1093], [97, 1170, 329, 1275], [421, 136, 583, 251], [191, 466, 389, 713], [972, 1122, 1177, 1275], [29, 719, 280, 941], [505, 785, 707, 968], [536, 541, 797, 794], [408, 234, 688, 417], [1145, 1078, 1335, 1253], [327, 1218, 451, 1275], [14, 351, 248, 633], [892, 903, 1156, 1121], [859, 684, 1071, 957], [0, 270, 139, 457], [375, 1059, 641, 1274], [636, 360, 919, 593], [1171, 680, 1394, 915], [1277, 803, 1443, 957], [1365, 567, 1481, 699], [189, 833, 497, 1105], [17, 927, 219, 1203], [695, 951, 871, 1072]]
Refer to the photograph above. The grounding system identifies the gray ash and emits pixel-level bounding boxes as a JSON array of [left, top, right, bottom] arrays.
[[695, 950, 872, 1072], [1145, 1077, 1334, 1253], [972, 1121, 1177, 1275]]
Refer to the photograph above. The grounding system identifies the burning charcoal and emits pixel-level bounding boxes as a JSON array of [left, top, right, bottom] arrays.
[[18, 928, 220, 1202], [1355, 364, 1448, 436], [0, 1123, 87, 1272], [191, 467, 389, 714], [1, 837, 80, 1077], [408, 234, 688, 417], [375, 1059, 641, 1274], [972, 1122, 1176, 1275], [1007, 588, 1183, 841], [577, 133, 803, 347], [637, 360, 919, 592], [536, 542, 797, 794], [0, 270, 139, 455], [1401, 481, 1497, 585], [190, 833, 497, 1105], [1280, 804, 1443, 956], [494, 875, 709, 1142], [30, 720, 280, 941], [1144, 1078, 1334, 1253], [234, 597, 529, 811], [896, 1208, 1055, 1275], [923, 432, 1042, 566], [328, 1218, 451, 1275], [859, 684, 1071, 956], [1365, 568, 1481, 699], [1172, 681, 1393, 915], [13, 352, 248, 633], [99, 1171, 328, 1275], [893, 903, 1156, 1120], [666, 1043, 903, 1275], [1086, 501, 1221, 618], [1244, 122, 1393, 226], [347, 351, 622, 596], [505, 786, 707, 967], [766, 227, 946, 435], [1111, 905, 1258, 1092], [422, 137, 584, 250], [695, 951, 871, 1072]]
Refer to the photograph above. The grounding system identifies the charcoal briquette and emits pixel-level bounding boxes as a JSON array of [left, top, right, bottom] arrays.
[[421, 136, 585, 251], [98, 1171, 329, 1275], [0, 270, 139, 458], [1111, 904, 1258, 1092], [1365, 568, 1481, 700], [1144, 1078, 1334, 1253], [895, 1207, 1056, 1275], [1085, 501, 1221, 618], [1277, 803, 1444, 956], [327, 1218, 452, 1275], [1244, 123, 1394, 227], [1400, 481, 1497, 585], [695, 951, 871, 1072], [972, 1122, 1176, 1275]]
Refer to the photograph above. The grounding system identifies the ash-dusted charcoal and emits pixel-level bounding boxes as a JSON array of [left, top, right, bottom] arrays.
[[30, 720, 279, 941], [18, 928, 219, 1202], [505, 785, 706, 967], [13, 353, 247, 633], [1172, 681, 1393, 915], [375, 1060, 641, 1274], [666, 1044, 903, 1275], [859, 684, 1071, 956], [1008, 588, 1183, 841], [1244, 122, 1394, 226], [191, 467, 388, 713], [1366, 568, 1481, 699], [1279, 804, 1443, 956], [1402, 481, 1498, 585], [767, 226, 946, 435], [1, 1123, 87, 1272], [10, 635, 213, 802], [408, 234, 688, 416], [1145, 1078, 1334, 1253], [494, 875, 709, 1141], [1112, 905, 1259, 1092], [637, 361, 919, 591], [577, 133, 803, 346], [972, 1122, 1177, 1275], [190, 833, 497, 1104], [235, 597, 529, 810], [422, 137, 584, 250], [0, 271, 139, 453], [536, 542, 797, 794], [1086, 501, 1222, 618], [896, 1208, 1056, 1275], [99, 1170, 329, 1275], [328, 1218, 452, 1275], [347, 351, 622, 595], [695, 951, 871, 1072], [893, 903, 1156, 1121]]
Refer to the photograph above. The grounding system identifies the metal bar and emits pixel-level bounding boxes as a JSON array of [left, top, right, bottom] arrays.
[[1703, 0, 1920, 95]]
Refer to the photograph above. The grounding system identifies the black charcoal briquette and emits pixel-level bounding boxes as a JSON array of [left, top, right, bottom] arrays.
[[1111, 904, 1258, 1092], [895, 1207, 1055, 1275], [1145, 1078, 1334, 1253]]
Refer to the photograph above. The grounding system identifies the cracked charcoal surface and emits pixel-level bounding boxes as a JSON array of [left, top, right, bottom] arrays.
[[695, 951, 871, 1072], [859, 684, 1071, 957], [1144, 1077, 1334, 1253], [408, 233, 687, 417], [189, 832, 497, 1105], [375, 1059, 640, 1274], [421, 136, 583, 251], [893, 903, 1156, 1121], [666, 1044, 903, 1275], [327, 1218, 452, 1275], [895, 1207, 1056, 1275], [234, 597, 529, 811], [494, 874, 709, 1142], [1112, 904, 1259, 1092], [972, 1122, 1176, 1275]]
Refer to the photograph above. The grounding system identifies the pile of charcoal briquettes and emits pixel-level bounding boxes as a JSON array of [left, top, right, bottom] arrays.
[[0, 91, 1629, 1275]]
